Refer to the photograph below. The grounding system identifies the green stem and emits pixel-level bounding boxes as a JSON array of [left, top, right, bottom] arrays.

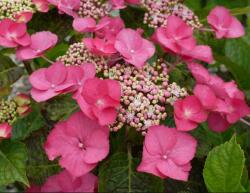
[[126, 126, 132, 193], [23, 61, 33, 75]]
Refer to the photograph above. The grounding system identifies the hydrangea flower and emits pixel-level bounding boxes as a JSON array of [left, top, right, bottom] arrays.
[[29, 62, 71, 102], [77, 78, 121, 126], [32, 0, 50, 12], [188, 62, 250, 132], [0, 123, 12, 139], [45, 111, 109, 178], [27, 170, 98, 192], [41, 170, 98, 192], [207, 6, 245, 39], [115, 28, 155, 68], [0, 19, 30, 48], [137, 125, 197, 180], [48, 0, 80, 17], [73, 17, 97, 33], [15, 12, 33, 23], [67, 63, 96, 99], [153, 15, 213, 63], [83, 37, 117, 56], [16, 31, 58, 61], [174, 95, 208, 131], [110, 0, 141, 9]]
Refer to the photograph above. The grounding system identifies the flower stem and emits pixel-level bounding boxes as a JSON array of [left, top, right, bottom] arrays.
[[199, 27, 214, 32], [41, 55, 54, 64], [23, 61, 33, 75], [240, 118, 250, 127]]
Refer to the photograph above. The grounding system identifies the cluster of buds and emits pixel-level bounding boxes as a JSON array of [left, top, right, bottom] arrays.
[[0, 94, 31, 125], [77, 0, 110, 20], [0, 0, 34, 21], [102, 59, 187, 134], [57, 42, 107, 73], [0, 99, 17, 125], [142, 0, 202, 28]]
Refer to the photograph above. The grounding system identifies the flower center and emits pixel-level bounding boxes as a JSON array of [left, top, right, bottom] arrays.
[[78, 142, 86, 150], [96, 99, 104, 106], [130, 49, 135, 53], [184, 109, 192, 119], [162, 154, 168, 160]]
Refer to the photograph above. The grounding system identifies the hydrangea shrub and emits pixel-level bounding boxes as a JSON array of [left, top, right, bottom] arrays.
[[0, 0, 250, 192]]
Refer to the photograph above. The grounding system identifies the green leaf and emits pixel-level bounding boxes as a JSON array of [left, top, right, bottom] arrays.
[[99, 152, 164, 192], [247, 181, 250, 192], [45, 95, 78, 121], [223, 33, 250, 89], [203, 136, 246, 192], [26, 132, 60, 185], [12, 104, 45, 140], [0, 140, 29, 186], [0, 54, 24, 88]]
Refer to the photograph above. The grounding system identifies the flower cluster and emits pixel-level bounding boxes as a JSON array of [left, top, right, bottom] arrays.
[[142, 0, 202, 29], [0, 94, 31, 139], [103, 61, 187, 133], [57, 42, 107, 73], [0, 0, 34, 21], [0, 99, 17, 125], [77, 0, 109, 19], [0, 1, 249, 191]]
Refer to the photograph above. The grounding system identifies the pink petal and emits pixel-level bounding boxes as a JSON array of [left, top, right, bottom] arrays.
[[29, 69, 50, 90], [208, 112, 230, 132], [157, 159, 190, 181], [226, 17, 245, 38], [169, 132, 197, 165], [45, 62, 67, 85], [16, 46, 39, 60], [145, 126, 177, 156], [194, 84, 217, 110], [84, 130, 109, 164], [73, 17, 96, 33], [174, 114, 198, 131], [93, 107, 118, 126]]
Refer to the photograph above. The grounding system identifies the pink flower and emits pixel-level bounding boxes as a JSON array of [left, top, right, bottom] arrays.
[[48, 0, 80, 17], [32, 0, 50, 12], [115, 28, 155, 68], [83, 37, 117, 56], [77, 78, 121, 126], [41, 170, 98, 192], [153, 16, 213, 63], [95, 16, 125, 40], [207, 6, 245, 39], [29, 62, 71, 102], [73, 17, 97, 33], [187, 62, 211, 84], [58, 0, 80, 18], [110, 0, 126, 9], [137, 125, 197, 181], [174, 95, 208, 131], [16, 31, 58, 61], [15, 12, 33, 23], [207, 112, 230, 133], [0, 19, 30, 48], [110, 0, 140, 9], [66, 63, 96, 98], [188, 62, 250, 131], [45, 111, 109, 178], [193, 84, 217, 110], [0, 123, 12, 139], [224, 98, 250, 124]]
